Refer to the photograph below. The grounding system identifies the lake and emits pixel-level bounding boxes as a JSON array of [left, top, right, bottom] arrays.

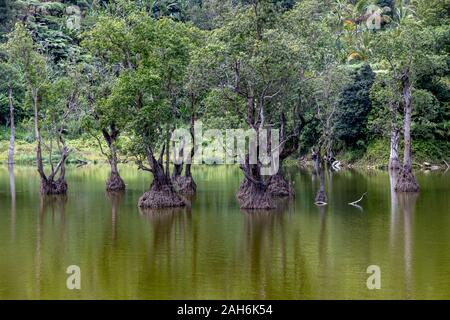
[[0, 165, 449, 299]]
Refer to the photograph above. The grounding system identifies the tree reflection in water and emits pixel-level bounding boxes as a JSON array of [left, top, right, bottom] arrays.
[[35, 194, 67, 299], [241, 199, 306, 299], [389, 169, 418, 299], [9, 164, 16, 241], [106, 191, 124, 242]]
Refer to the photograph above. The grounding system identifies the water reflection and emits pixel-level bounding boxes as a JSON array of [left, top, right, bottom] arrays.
[[35, 195, 67, 299], [140, 207, 192, 232], [314, 163, 327, 204], [0, 165, 449, 299], [317, 205, 328, 269], [8, 164, 16, 241], [326, 167, 333, 195], [139, 207, 194, 294], [140, 207, 192, 249], [106, 191, 124, 242], [389, 170, 399, 247], [389, 169, 418, 298], [242, 210, 287, 298], [399, 192, 417, 298]]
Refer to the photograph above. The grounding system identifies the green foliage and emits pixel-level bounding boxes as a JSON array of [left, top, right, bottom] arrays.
[[0, 61, 27, 125], [335, 63, 375, 148], [0, 0, 21, 38], [0, 0, 448, 168], [82, 7, 197, 161], [2, 22, 48, 88]]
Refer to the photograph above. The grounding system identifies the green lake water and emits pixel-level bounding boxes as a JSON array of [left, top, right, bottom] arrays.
[[0, 165, 449, 299]]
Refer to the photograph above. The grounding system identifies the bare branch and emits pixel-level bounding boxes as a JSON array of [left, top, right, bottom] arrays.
[[349, 192, 367, 206]]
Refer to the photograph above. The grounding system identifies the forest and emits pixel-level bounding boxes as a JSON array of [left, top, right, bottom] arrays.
[[0, 0, 449, 209]]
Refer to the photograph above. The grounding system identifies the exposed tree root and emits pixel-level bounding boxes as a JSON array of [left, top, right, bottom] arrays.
[[268, 173, 294, 197], [138, 181, 186, 208], [106, 172, 126, 192], [172, 175, 197, 195], [40, 178, 68, 195], [395, 165, 420, 193], [237, 178, 275, 210]]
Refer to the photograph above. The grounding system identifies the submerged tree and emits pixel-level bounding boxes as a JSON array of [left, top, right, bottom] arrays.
[[82, 62, 127, 192], [197, 0, 327, 208], [4, 23, 72, 195], [164, 25, 200, 196], [172, 32, 210, 195], [370, 73, 402, 170], [395, 63, 419, 192], [374, 19, 445, 192], [84, 6, 194, 208], [39, 64, 83, 194], [134, 17, 194, 208], [199, 2, 283, 208]]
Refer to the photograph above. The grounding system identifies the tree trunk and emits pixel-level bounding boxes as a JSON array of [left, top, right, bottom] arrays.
[[267, 112, 295, 197], [395, 68, 419, 192], [401, 69, 413, 169], [106, 148, 126, 192], [165, 128, 170, 178], [185, 163, 192, 178], [8, 87, 15, 165], [138, 147, 186, 209], [40, 145, 69, 195], [388, 100, 401, 170], [40, 177, 68, 195], [172, 164, 183, 177], [33, 88, 69, 195], [237, 96, 274, 210], [103, 127, 126, 192], [172, 163, 197, 195], [389, 127, 401, 170], [33, 88, 45, 180], [171, 137, 183, 179], [237, 163, 275, 210], [172, 114, 197, 195]]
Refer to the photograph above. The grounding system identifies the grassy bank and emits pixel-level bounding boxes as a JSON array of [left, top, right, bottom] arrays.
[[286, 139, 449, 169], [343, 139, 450, 168], [1, 126, 448, 168], [0, 136, 106, 165]]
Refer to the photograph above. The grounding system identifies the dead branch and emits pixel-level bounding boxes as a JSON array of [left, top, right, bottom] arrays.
[[349, 192, 367, 206]]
